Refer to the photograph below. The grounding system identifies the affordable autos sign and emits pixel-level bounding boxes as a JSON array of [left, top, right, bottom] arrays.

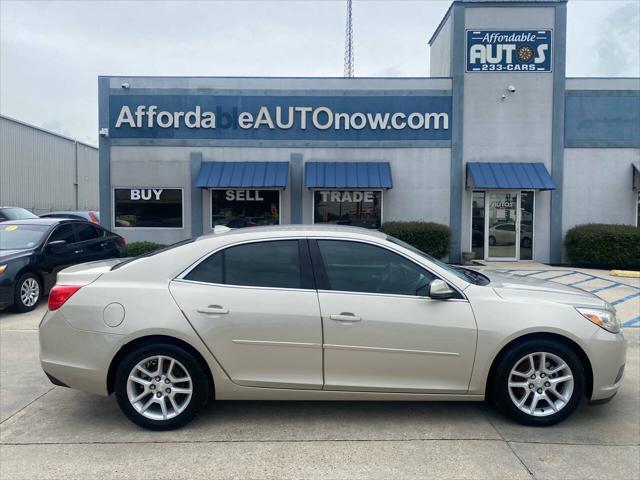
[[466, 30, 552, 72], [109, 94, 452, 142]]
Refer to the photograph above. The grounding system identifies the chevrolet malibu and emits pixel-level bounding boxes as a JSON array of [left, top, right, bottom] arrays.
[[39, 225, 626, 430]]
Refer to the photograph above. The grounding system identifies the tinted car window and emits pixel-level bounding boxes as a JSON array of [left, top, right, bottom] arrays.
[[76, 223, 100, 241], [185, 240, 302, 289], [48, 224, 76, 244], [185, 251, 223, 284], [317, 240, 434, 296]]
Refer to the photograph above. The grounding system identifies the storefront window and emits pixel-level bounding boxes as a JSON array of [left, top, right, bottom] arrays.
[[114, 188, 183, 228], [211, 189, 280, 228], [313, 190, 382, 229], [471, 192, 485, 260], [520, 191, 534, 260]]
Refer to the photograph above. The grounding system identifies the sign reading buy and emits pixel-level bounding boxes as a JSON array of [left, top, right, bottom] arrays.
[[466, 30, 552, 73]]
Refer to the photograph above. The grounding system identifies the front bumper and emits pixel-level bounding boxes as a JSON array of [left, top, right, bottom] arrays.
[[0, 283, 14, 309], [39, 308, 122, 396], [588, 328, 627, 402]]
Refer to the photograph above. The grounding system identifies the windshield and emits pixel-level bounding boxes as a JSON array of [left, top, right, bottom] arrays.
[[1, 208, 38, 220], [386, 236, 489, 285], [0, 224, 49, 250]]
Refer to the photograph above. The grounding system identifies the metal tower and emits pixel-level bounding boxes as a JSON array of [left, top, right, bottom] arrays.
[[343, 0, 354, 77]]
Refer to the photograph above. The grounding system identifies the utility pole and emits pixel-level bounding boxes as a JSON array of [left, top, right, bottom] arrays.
[[344, 0, 354, 77]]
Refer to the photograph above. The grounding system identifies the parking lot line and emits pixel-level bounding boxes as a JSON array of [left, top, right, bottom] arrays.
[[612, 291, 640, 306]]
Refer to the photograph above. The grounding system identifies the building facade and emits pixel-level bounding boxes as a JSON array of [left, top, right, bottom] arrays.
[[1, 115, 99, 214], [98, 0, 640, 263]]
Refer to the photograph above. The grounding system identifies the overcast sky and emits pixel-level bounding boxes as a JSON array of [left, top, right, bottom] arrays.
[[1, 0, 639, 146]]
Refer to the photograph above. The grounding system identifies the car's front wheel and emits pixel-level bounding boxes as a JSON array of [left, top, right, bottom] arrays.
[[13, 272, 41, 313], [114, 343, 209, 430], [492, 339, 585, 426]]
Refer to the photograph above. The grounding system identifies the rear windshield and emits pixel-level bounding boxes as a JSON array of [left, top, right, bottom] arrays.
[[111, 238, 195, 270], [0, 224, 49, 250]]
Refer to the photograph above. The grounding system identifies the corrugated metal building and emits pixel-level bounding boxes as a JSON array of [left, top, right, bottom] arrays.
[[0, 115, 99, 214]]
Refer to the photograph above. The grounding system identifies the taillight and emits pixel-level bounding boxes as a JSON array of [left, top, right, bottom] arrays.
[[48, 285, 82, 311], [117, 236, 126, 249], [88, 211, 99, 223]]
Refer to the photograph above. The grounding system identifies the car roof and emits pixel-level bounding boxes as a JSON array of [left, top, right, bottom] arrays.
[[198, 224, 388, 241], [1, 218, 76, 226], [41, 211, 92, 214]]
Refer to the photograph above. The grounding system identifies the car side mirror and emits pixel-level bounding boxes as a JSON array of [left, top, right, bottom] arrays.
[[428, 279, 455, 300], [47, 240, 68, 253]]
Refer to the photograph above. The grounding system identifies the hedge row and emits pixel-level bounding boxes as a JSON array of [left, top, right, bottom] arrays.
[[379, 221, 452, 259], [126, 241, 166, 257], [564, 224, 640, 269]]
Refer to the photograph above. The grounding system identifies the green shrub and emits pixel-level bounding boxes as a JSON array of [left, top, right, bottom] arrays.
[[380, 221, 452, 259], [126, 241, 166, 257], [564, 224, 640, 269]]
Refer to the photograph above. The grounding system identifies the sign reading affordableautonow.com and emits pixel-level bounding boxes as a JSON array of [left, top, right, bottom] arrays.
[[466, 30, 552, 72], [108, 94, 452, 142]]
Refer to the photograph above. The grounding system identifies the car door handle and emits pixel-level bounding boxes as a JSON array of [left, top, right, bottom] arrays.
[[74, 249, 84, 254], [100, 242, 108, 247], [197, 305, 229, 315], [329, 313, 361, 322]]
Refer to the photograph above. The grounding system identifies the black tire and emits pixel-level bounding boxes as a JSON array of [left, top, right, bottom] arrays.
[[115, 343, 210, 430], [521, 237, 532, 249], [12, 272, 41, 313], [488, 236, 496, 246], [491, 339, 585, 426]]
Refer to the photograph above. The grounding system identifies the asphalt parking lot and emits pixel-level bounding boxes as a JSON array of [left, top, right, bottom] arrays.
[[1, 277, 639, 479]]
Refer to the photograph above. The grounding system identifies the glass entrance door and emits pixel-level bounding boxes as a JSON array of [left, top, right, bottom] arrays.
[[486, 191, 519, 260]]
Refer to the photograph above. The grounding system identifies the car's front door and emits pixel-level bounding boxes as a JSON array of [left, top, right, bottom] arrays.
[[169, 239, 323, 390], [40, 223, 81, 291], [311, 239, 477, 394]]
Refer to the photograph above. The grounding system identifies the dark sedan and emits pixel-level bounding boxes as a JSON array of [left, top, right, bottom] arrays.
[[0, 219, 126, 312]]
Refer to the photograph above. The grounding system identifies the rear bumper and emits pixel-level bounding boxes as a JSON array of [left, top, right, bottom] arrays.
[[39, 309, 121, 396]]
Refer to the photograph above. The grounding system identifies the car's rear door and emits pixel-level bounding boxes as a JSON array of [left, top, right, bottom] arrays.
[[73, 222, 109, 262], [311, 239, 477, 394], [169, 239, 323, 389]]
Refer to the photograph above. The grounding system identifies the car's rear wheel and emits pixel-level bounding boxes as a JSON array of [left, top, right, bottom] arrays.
[[115, 343, 209, 430], [13, 273, 41, 313], [492, 339, 584, 426]]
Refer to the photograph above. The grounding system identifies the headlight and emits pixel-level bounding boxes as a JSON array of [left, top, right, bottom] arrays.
[[0, 264, 6, 274], [576, 307, 621, 334]]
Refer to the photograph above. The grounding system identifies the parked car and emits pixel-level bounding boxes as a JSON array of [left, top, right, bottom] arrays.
[[40, 210, 100, 224], [0, 218, 126, 312], [0, 206, 39, 222], [39, 225, 625, 430]]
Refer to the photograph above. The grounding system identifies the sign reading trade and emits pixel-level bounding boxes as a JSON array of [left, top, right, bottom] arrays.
[[466, 30, 552, 72], [109, 94, 451, 142]]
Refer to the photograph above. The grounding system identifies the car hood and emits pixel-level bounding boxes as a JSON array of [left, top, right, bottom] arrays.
[[480, 270, 611, 309], [0, 249, 34, 263]]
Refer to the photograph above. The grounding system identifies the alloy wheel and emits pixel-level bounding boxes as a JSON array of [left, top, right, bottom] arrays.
[[20, 277, 40, 307], [126, 355, 193, 421], [507, 351, 574, 417]]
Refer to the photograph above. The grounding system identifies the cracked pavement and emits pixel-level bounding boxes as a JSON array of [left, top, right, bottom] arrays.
[[1, 305, 638, 479]]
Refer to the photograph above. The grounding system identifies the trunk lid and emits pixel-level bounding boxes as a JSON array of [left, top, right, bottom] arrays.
[[56, 258, 123, 286]]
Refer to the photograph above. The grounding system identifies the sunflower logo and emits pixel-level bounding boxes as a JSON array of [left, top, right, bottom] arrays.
[[517, 45, 534, 63]]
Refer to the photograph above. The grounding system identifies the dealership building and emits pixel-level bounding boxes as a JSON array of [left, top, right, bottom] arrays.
[[98, 0, 639, 263]]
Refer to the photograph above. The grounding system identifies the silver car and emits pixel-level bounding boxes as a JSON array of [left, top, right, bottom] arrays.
[[39, 225, 626, 430]]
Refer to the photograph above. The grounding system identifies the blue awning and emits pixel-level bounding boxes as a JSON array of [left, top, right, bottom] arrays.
[[466, 162, 556, 190], [196, 161, 289, 188], [304, 162, 393, 189]]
